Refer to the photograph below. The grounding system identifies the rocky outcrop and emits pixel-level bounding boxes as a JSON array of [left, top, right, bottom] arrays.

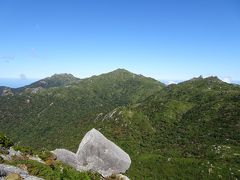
[[52, 128, 131, 178], [51, 149, 78, 169], [76, 128, 131, 177], [1, 89, 13, 96], [0, 146, 45, 179], [0, 148, 22, 161], [0, 164, 43, 180], [24, 87, 43, 94]]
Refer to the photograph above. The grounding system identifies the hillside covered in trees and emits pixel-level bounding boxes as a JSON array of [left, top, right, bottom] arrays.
[[0, 69, 239, 179]]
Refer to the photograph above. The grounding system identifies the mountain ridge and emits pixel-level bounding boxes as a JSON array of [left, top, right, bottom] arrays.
[[0, 69, 240, 179], [2, 69, 239, 92]]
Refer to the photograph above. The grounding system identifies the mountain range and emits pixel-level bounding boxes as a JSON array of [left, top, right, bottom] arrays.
[[0, 69, 239, 179]]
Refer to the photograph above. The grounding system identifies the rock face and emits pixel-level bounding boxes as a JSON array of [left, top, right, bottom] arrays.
[[52, 128, 131, 177], [76, 128, 131, 177]]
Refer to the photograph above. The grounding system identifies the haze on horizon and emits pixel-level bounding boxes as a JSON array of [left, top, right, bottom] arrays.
[[0, 0, 240, 85]]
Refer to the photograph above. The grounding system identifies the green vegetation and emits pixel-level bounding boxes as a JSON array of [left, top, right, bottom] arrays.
[[0, 132, 14, 148], [0, 69, 240, 179], [16, 73, 80, 92], [0, 133, 100, 179], [0, 69, 164, 150], [7, 159, 100, 180]]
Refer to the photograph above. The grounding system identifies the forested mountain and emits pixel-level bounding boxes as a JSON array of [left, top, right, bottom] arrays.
[[0, 69, 239, 179], [0, 69, 164, 150]]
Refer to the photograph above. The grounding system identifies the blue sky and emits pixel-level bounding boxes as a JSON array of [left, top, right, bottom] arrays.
[[0, 0, 240, 85]]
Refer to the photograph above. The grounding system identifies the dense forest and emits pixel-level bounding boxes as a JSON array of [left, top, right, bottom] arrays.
[[0, 69, 239, 179]]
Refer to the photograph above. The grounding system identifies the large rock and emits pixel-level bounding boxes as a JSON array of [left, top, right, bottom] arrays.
[[76, 128, 131, 177], [52, 128, 131, 177], [51, 149, 78, 169]]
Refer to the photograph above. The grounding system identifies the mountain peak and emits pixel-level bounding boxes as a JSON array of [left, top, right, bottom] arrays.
[[110, 68, 133, 75], [187, 76, 224, 84], [204, 76, 223, 82], [16, 73, 79, 92], [49, 73, 75, 79]]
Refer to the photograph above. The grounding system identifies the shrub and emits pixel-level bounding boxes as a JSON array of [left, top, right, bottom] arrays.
[[0, 132, 14, 148]]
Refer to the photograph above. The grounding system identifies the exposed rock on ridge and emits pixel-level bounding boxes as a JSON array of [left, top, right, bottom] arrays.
[[52, 128, 131, 178]]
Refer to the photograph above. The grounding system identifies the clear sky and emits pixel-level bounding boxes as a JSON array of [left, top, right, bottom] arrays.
[[0, 0, 240, 83]]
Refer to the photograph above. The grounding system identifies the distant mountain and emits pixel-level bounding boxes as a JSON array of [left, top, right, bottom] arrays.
[[29, 73, 79, 87], [0, 69, 164, 149], [0, 74, 80, 96], [0, 69, 239, 179], [14, 73, 80, 93]]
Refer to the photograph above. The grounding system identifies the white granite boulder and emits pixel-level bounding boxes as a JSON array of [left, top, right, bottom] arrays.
[[52, 128, 131, 177], [51, 149, 78, 169], [76, 128, 131, 177]]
